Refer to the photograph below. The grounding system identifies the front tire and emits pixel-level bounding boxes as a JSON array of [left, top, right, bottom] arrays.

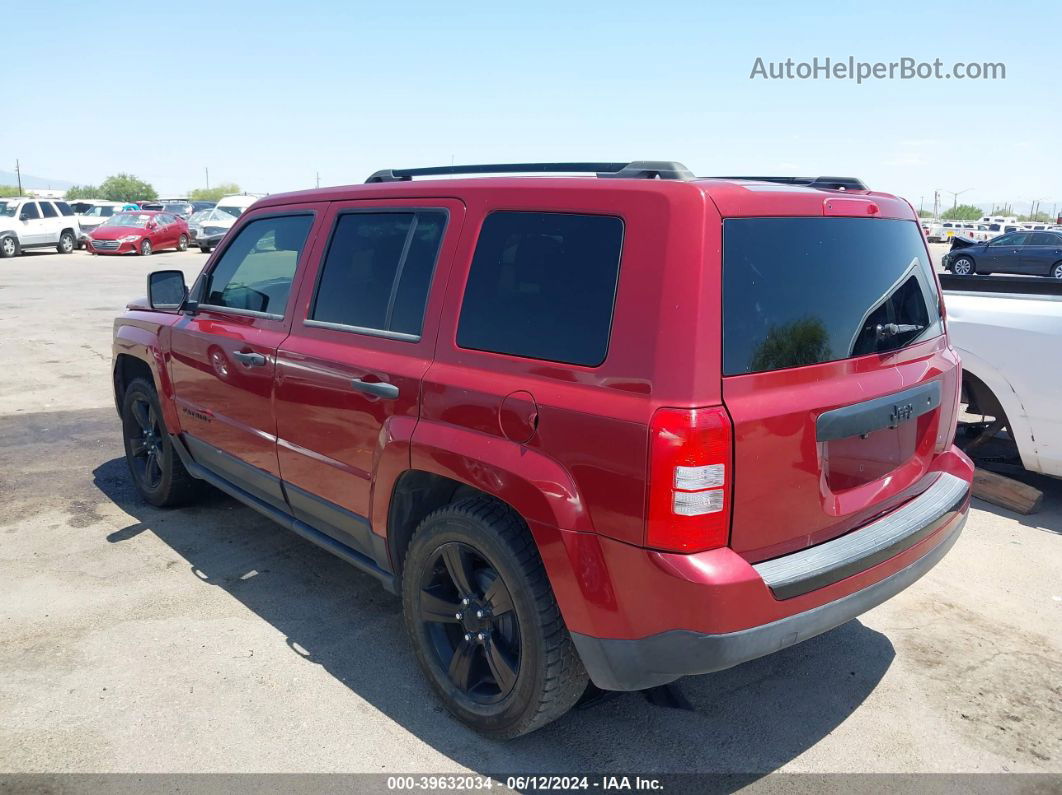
[[1052, 261, 1062, 280], [199, 245, 211, 254], [0, 236, 18, 259], [121, 377, 199, 507], [952, 256, 975, 276], [177, 234, 188, 252], [402, 496, 587, 739], [57, 231, 75, 254], [139, 238, 152, 256]]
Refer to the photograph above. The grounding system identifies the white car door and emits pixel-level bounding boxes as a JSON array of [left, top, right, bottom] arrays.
[[17, 201, 45, 245], [38, 201, 63, 243]]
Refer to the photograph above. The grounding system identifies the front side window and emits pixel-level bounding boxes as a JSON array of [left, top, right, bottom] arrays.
[[723, 217, 942, 375], [990, 233, 1027, 247], [457, 211, 624, 367], [311, 211, 447, 336], [203, 215, 313, 316], [21, 202, 40, 220]]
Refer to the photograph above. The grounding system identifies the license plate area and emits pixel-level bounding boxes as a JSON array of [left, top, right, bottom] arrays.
[[817, 381, 941, 491]]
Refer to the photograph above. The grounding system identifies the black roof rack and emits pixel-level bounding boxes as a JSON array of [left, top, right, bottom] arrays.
[[365, 161, 694, 183], [708, 175, 868, 191]]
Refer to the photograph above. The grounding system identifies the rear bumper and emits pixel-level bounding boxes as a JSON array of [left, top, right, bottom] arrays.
[[564, 465, 971, 691], [571, 508, 964, 690]]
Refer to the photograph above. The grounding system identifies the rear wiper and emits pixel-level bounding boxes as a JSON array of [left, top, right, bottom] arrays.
[[875, 322, 925, 342]]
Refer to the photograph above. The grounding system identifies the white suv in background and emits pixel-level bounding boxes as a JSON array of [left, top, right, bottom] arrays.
[[0, 198, 81, 258]]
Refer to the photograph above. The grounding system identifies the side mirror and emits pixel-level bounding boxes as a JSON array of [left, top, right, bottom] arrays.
[[147, 270, 188, 311], [147, 221, 158, 231], [19, 212, 30, 221]]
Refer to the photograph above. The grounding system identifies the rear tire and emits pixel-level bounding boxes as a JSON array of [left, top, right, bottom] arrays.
[[0, 236, 18, 258], [200, 245, 211, 254], [57, 231, 75, 254], [121, 377, 200, 507], [1052, 261, 1062, 280], [402, 495, 588, 739], [177, 234, 188, 252], [951, 256, 975, 276]]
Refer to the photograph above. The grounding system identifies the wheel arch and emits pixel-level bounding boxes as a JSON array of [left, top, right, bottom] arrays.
[[956, 348, 1039, 471], [112, 324, 179, 432]]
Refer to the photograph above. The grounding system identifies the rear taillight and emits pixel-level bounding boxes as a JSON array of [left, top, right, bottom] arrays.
[[646, 406, 733, 553]]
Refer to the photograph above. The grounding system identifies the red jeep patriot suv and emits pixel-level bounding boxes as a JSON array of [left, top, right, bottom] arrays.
[[113, 161, 973, 738]]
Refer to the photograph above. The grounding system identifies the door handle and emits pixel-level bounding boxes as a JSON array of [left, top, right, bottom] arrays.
[[350, 378, 399, 399], [232, 350, 267, 367]]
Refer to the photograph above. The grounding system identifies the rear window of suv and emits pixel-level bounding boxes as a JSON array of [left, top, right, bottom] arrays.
[[457, 211, 623, 367], [723, 217, 942, 375]]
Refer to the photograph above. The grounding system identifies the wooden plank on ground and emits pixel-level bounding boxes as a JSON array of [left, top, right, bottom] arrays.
[[972, 468, 1043, 515]]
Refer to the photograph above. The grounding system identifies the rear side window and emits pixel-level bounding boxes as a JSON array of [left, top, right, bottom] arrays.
[[56, 201, 74, 216], [1029, 232, 1060, 245], [310, 211, 447, 337], [203, 215, 313, 316], [40, 202, 58, 218], [457, 212, 623, 367], [723, 218, 942, 375]]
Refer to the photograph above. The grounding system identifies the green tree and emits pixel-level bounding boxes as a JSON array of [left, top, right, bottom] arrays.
[[1018, 211, 1053, 223], [64, 185, 100, 200], [941, 204, 983, 221], [0, 185, 22, 197], [98, 173, 158, 203], [188, 183, 240, 202]]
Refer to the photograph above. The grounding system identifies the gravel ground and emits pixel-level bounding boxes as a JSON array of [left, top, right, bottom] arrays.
[[0, 247, 1059, 777]]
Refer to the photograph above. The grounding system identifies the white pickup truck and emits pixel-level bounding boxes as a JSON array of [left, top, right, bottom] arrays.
[[942, 275, 1062, 478]]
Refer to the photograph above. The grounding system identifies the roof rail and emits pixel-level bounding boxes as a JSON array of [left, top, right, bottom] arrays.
[[709, 175, 868, 191], [365, 161, 694, 183]]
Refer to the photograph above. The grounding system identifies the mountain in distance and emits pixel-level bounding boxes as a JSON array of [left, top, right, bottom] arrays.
[[0, 170, 74, 190]]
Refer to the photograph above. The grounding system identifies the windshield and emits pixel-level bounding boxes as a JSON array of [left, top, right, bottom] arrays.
[[102, 213, 152, 228], [82, 205, 115, 218], [216, 205, 243, 218], [723, 217, 942, 375]]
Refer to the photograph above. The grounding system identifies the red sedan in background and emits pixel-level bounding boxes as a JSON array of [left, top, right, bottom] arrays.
[[86, 210, 190, 256]]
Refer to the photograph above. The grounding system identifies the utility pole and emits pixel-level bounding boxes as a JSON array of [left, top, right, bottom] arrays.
[[15, 159, 22, 197], [315, 171, 320, 189], [205, 167, 210, 191], [919, 196, 925, 213], [933, 190, 940, 220], [946, 187, 973, 209]]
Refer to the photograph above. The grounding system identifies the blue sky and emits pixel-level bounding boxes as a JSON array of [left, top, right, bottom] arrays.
[[5, 0, 1059, 214]]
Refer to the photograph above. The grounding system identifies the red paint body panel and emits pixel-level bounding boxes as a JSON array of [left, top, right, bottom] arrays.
[[112, 174, 972, 657]]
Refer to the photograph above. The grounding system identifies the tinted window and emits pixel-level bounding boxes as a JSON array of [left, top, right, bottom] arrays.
[[40, 202, 58, 218], [21, 202, 40, 220], [311, 211, 446, 336], [457, 212, 623, 367], [56, 201, 74, 217], [990, 233, 1028, 246], [1029, 232, 1060, 246], [723, 218, 942, 375], [203, 215, 313, 316]]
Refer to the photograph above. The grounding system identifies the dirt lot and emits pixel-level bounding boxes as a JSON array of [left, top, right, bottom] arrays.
[[0, 247, 1059, 776]]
